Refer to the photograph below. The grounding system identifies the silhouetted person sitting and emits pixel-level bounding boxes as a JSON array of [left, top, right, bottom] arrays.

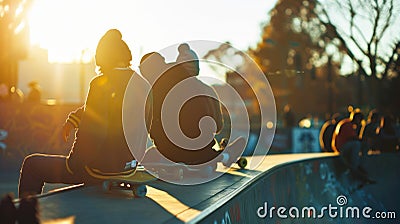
[[376, 115, 399, 153], [139, 52, 244, 166], [332, 110, 370, 181], [361, 109, 381, 153], [0, 193, 41, 224], [18, 29, 150, 198], [319, 113, 342, 152], [16, 197, 40, 224], [26, 81, 41, 103], [0, 194, 17, 224], [283, 104, 296, 128], [176, 43, 200, 77]]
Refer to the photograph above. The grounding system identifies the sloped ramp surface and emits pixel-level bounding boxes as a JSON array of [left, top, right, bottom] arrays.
[[197, 153, 399, 224], [35, 153, 399, 223]]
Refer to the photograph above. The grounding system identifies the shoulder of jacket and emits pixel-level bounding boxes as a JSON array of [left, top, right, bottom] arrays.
[[90, 74, 110, 87]]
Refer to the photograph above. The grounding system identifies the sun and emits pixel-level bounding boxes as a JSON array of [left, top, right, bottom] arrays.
[[27, 0, 99, 63], [26, 0, 276, 64]]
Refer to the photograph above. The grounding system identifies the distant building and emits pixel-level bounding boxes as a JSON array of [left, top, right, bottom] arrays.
[[18, 46, 95, 104], [224, 65, 362, 124]]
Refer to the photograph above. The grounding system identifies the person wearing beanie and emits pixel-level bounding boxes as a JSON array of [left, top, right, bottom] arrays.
[[139, 52, 245, 166], [18, 29, 151, 197], [176, 43, 200, 77], [332, 109, 375, 183]]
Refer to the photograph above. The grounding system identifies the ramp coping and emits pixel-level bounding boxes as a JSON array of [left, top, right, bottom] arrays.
[[186, 153, 337, 224]]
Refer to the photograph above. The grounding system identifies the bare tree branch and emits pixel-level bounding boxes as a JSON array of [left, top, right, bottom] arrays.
[[348, 1, 369, 53], [382, 41, 400, 79], [318, 4, 367, 76], [376, 0, 394, 43]]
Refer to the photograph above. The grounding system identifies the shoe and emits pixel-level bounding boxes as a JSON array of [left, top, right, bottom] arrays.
[[0, 194, 17, 224], [17, 197, 40, 224], [357, 166, 368, 176], [221, 137, 246, 167], [219, 138, 228, 150]]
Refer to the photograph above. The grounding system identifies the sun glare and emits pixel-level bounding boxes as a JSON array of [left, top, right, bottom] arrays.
[[21, 0, 276, 103], [27, 0, 276, 64], [28, 0, 100, 63]]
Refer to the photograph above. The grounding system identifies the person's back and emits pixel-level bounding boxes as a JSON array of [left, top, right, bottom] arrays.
[[68, 69, 134, 172], [320, 120, 335, 152], [149, 64, 223, 164], [362, 110, 380, 152], [18, 29, 145, 198], [27, 81, 41, 103], [176, 43, 200, 77], [179, 80, 222, 139], [377, 116, 398, 153], [333, 118, 356, 152], [320, 113, 342, 152], [332, 113, 372, 182]]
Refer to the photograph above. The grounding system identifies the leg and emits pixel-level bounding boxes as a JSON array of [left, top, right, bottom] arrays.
[[151, 140, 222, 165], [340, 141, 361, 172], [339, 141, 373, 181], [17, 197, 40, 224], [18, 153, 84, 198], [220, 137, 246, 166], [147, 137, 245, 166], [141, 146, 166, 164], [0, 194, 17, 224]]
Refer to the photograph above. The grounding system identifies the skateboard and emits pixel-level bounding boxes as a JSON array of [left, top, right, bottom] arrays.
[[350, 178, 377, 194], [138, 137, 247, 181], [143, 138, 247, 180], [349, 168, 377, 193], [338, 166, 377, 194], [85, 165, 157, 198], [219, 138, 248, 169], [144, 162, 215, 181]]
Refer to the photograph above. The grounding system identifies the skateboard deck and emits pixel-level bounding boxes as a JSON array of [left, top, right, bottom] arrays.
[[143, 157, 247, 181], [219, 137, 248, 169], [85, 165, 157, 198], [349, 168, 377, 193], [143, 162, 215, 181], [337, 167, 377, 195]]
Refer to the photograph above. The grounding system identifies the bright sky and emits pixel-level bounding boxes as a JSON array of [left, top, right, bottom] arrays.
[[28, 0, 277, 65]]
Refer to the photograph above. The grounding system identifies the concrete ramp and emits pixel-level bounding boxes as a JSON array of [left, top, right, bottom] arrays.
[[196, 153, 399, 224], [34, 153, 399, 223]]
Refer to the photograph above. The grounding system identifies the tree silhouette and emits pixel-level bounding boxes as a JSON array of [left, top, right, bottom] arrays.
[[315, 0, 400, 109], [252, 0, 320, 75], [253, 0, 400, 111], [0, 0, 32, 88]]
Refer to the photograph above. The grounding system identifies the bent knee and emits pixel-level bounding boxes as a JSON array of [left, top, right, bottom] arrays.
[[21, 153, 45, 170]]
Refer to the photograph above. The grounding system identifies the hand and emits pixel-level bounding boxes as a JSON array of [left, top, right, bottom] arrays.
[[62, 122, 75, 142]]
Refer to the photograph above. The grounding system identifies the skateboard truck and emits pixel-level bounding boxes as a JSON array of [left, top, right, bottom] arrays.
[[85, 163, 156, 198], [124, 160, 138, 170], [220, 138, 248, 169]]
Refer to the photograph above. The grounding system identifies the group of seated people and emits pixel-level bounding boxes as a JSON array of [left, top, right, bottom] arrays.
[[320, 108, 399, 154]]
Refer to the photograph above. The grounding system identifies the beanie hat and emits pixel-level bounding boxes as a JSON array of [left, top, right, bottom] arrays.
[[95, 29, 132, 71]]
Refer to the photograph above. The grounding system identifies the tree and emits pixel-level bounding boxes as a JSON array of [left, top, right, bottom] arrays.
[[0, 0, 32, 88], [253, 0, 400, 112], [251, 0, 345, 116], [252, 0, 321, 75], [204, 42, 262, 131], [317, 0, 399, 78], [315, 0, 400, 109]]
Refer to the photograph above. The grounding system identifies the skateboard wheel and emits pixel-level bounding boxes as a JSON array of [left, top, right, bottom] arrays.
[[133, 185, 147, 198], [102, 180, 112, 192], [237, 158, 247, 169], [176, 168, 184, 181], [220, 138, 228, 150], [200, 165, 214, 177], [210, 162, 217, 172]]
